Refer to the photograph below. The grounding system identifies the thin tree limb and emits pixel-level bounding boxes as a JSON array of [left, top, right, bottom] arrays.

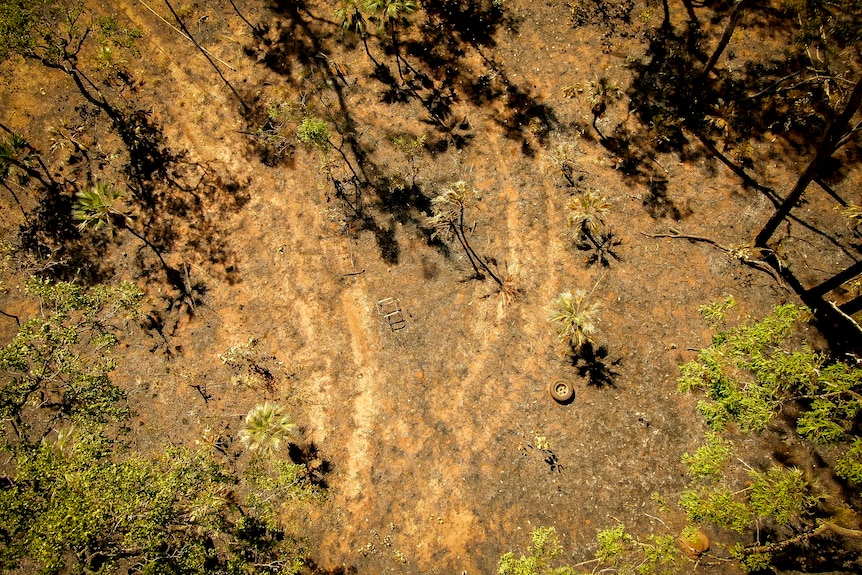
[[643, 228, 788, 288], [744, 522, 862, 555], [138, 0, 236, 71]]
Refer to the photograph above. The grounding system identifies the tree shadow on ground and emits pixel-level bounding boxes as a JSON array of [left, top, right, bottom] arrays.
[[568, 0, 640, 53], [236, 4, 437, 267], [576, 228, 624, 268], [305, 561, 357, 575], [242, 0, 321, 78], [14, 91, 245, 321], [419, 0, 513, 48], [766, 530, 862, 573], [14, 177, 103, 279], [472, 51, 560, 156], [616, 8, 862, 351], [288, 442, 332, 489], [622, 5, 854, 194], [234, 1, 569, 268], [570, 342, 621, 388], [562, 0, 857, 229], [365, 1, 558, 155]]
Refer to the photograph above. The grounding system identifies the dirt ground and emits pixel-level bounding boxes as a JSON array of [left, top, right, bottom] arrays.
[[1, 0, 860, 573]]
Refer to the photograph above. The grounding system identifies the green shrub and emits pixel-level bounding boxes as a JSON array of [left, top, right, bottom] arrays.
[[296, 117, 330, 150], [498, 527, 576, 575], [681, 432, 732, 478], [678, 303, 861, 440]]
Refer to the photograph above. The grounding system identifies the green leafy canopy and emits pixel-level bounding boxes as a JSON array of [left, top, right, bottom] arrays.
[[678, 303, 862, 443]]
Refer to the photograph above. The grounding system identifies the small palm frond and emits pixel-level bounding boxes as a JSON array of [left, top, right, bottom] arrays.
[[588, 77, 622, 106], [704, 99, 735, 134], [335, 0, 366, 34], [426, 180, 472, 239], [562, 83, 583, 98], [363, 0, 417, 27], [238, 402, 295, 454], [72, 182, 130, 231], [548, 140, 580, 167], [548, 289, 600, 350], [837, 203, 862, 223], [567, 191, 611, 236], [499, 270, 523, 307], [0, 133, 30, 179]]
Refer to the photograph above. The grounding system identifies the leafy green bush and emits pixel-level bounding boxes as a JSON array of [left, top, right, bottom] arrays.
[[0, 277, 142, 439], [748, 466, 817, 525], [680, 458, 817, 533], [498, 527, 576, 575], [679, 486, 752, 533], [835, 438, 862, 484], [296, 117, 331, 150], [593, 523, 678, 573], [678, 303, 861, 440], [675, 301, 862, 570], [681, 432, 732, 478], [0, 280, 319, 574]]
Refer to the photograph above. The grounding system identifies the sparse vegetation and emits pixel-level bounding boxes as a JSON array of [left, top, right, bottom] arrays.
[[0, 281, 316, 574], [838, 203, 862, 227], [678, 303, 862, 443], [498, 527, 574, 575], [219, 337, 274, 389], [2, 1, 862, 573], [674, 303, 862, 570], [566, 190, 611, 239], [391, 132, 426, 185], [427, 180, 506, 288]]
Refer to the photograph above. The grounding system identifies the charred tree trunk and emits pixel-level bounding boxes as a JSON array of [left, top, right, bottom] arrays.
[[681, 0, 698, 24], [755, 76, 862, 248], [805, 259, 862, 298]]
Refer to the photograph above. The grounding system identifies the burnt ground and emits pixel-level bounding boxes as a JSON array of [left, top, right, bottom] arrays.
[[1, 0, 861, 573]]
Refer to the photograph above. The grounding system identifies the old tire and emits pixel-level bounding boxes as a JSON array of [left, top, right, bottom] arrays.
[[549, 379, 574, 403]]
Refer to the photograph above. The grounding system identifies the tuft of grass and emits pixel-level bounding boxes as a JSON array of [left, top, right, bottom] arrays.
[[238, 402, 295, 454], [566, 191, 611, 238], [548, 289, 600, 350], [297, 117, 331, 150]]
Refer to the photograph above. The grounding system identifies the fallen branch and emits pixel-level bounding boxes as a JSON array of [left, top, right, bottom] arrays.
[[744, 521, 862, 555], [827, 300, 862, 339], [138, 0, 237, 71], [643, 228, 788, 288]]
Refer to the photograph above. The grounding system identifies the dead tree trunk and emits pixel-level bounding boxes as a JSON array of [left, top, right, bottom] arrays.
[[805, 259, 862, 298], [755, 75, 862, 248]]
